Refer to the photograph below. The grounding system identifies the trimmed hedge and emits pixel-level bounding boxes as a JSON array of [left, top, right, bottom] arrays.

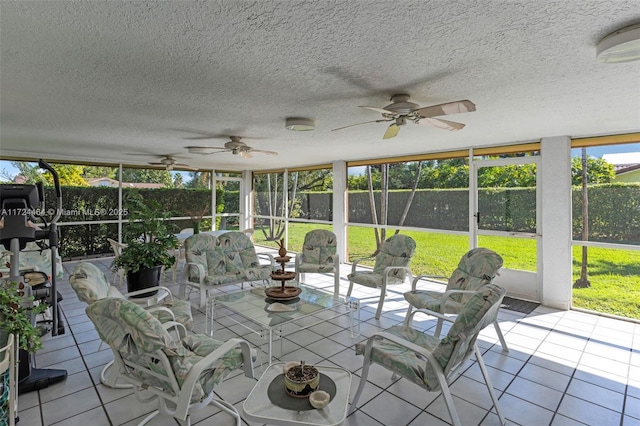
[[39, 186, 232, 259], [37, 183, 640, 258]]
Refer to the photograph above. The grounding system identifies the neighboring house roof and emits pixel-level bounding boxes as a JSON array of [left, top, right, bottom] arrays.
[[86, 177, 164, 188], [602, 152, 640, 172], [616, 164, 640, 175]]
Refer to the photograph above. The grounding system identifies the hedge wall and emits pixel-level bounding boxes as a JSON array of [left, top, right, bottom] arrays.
[[39, 186, 231, 259], [35, 183, 640, 259]]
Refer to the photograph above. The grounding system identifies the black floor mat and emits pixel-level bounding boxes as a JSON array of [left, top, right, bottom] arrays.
[[501, 296, 540, 314]]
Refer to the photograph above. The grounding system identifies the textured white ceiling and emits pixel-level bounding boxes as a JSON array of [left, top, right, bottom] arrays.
[[1, 1, 639, 172]]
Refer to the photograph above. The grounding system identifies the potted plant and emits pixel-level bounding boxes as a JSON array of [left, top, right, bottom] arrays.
[[111, 191, 178, 295], [0, 279, 47, 353]]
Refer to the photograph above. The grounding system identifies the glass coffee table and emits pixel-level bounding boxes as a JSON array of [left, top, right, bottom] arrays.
[[206, 284, 359, 366], [243, 362, 351, 426]]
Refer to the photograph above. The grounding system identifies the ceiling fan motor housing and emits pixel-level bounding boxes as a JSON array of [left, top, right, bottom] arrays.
[[384, 94, 420, 115]]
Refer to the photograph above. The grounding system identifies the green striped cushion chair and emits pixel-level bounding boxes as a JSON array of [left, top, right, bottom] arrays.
[[352, 284, 507, 426], [86, 297, 255, 425]]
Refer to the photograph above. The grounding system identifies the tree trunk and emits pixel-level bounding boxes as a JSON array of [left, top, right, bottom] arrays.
[[574, 147, 591, 288]]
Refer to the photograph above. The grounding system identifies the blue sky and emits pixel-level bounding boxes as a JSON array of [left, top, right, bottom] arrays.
[[2, 142, 639, 181]]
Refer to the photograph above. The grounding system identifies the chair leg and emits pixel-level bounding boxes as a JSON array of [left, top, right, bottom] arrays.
[[404, 305, 413, 326], [101, 360, 133, 389], [434, 317, 444, 338], [333, 271, 340, 296], [494, 319, 509, 353], [375, 289, 384, 320], [475, 342, 506, 425], [346, 280, 354, 298], [199, 286, 207, 309], [439, 378, 463, 426], [349, 353, 373, 415]]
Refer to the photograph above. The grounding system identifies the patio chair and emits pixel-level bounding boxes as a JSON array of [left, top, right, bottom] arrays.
[[171, 228, 194, 282], [85, 297, 255, 426], [404, 247, 508, 351], [346, 234, 416, 319], [295, 229, 340, 295], [106, 238, 127, 288], [180, 232, 274, 308], [69, 262, 194, 388], [351, 283, 507, 426]]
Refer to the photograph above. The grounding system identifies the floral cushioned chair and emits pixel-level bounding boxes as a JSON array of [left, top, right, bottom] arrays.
[[295, 229, 340, 295], [179, 232, 274, 308], [86, 297, 255, 426], [351, 284, 507, 426], [0, 241, 63, 281], [404, 247, 508, 351], [69, 261, 194, 388], [346, 234, 416, 319]]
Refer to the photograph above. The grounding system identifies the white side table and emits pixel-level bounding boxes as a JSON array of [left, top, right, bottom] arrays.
[[243, 363, 351, 426]]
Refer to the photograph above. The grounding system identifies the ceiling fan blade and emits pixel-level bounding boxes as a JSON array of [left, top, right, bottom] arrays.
[[186, 146, 227, 155], [419, 117, 466, 131], [183, 135, 219, 140], [251, 149, 278, 156], [175, 163, 199, 171], [383, 123, 399, 139], [332, 119, 393, 132], [415, 100, 476, 118], [240, 151, 253, 159], [359, 106, 398, 115]]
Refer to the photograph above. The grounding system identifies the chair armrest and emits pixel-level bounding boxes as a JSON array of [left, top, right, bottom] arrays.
[[363, 331, 444, 378], [258, 253, 275, 268], [161, 320, 188, 340], [180, 338, 255, 393], [351, 256, 374, 274], [411, 274, 448, 291], [437, 289, 476, 313], [126, 285, 175, 299], [383, 266, 413, 284], [411, 308, 456, 324], [183, 262, 206, 285], [146, 305, 177, 322]]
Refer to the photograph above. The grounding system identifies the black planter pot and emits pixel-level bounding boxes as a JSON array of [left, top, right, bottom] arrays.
[[127, 266, 162, 298]]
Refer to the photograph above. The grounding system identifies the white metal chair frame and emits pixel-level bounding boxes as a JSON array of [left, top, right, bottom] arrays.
[[87, 300, 254, 426], [295, 230, 341, 296], [106, 238, 127, 288], [351, 285, 507, 426]]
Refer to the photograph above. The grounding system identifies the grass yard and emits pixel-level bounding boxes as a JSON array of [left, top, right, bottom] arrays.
[[254, 222, 640, 320]]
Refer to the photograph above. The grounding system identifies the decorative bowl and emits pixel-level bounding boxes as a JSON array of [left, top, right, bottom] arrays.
[[309, 390, 331, 409]]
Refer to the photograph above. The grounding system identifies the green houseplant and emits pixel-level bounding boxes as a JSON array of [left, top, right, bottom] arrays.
[[0, 279, 47, 353], [111, 191, 178, 294]]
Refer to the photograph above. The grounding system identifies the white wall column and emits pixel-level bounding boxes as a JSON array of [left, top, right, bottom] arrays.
[[332, 161, 347, 264], [540, 136, 573, 309], [241, 170, 253, 231]]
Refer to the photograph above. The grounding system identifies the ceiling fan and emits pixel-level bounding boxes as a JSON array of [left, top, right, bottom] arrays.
[[148, 155, 198, 171], [332, 94, 476, 139], [186, 136, 277, 159]]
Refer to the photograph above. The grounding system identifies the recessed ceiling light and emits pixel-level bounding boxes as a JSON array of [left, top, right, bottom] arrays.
[[597, 23, 640, 63], [285, 117, 315, 131]]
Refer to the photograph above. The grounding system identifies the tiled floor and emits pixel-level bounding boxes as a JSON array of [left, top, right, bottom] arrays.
[[17, 255, 640, 426]]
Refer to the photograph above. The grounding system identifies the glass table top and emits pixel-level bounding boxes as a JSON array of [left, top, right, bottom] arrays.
[[211, 284, 347, 329]]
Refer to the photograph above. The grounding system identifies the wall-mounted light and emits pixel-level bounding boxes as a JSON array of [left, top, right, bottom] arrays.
[[597, 23, 640, 63], [285, 117, 315, 131]]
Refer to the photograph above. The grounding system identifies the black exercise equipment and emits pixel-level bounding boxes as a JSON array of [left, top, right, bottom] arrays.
[[0, 160, 67, 393]]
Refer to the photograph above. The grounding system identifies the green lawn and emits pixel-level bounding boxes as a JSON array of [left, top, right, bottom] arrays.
[[254, 223, 640, 320]]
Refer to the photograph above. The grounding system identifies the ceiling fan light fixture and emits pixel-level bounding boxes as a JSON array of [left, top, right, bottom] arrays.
[[285, 117, 315, 131], [187, 146, 215, 154], [597, 23, 640, 63]]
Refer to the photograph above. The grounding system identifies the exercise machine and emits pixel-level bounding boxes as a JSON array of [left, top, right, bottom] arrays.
[[0, 160, 67, 393]]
